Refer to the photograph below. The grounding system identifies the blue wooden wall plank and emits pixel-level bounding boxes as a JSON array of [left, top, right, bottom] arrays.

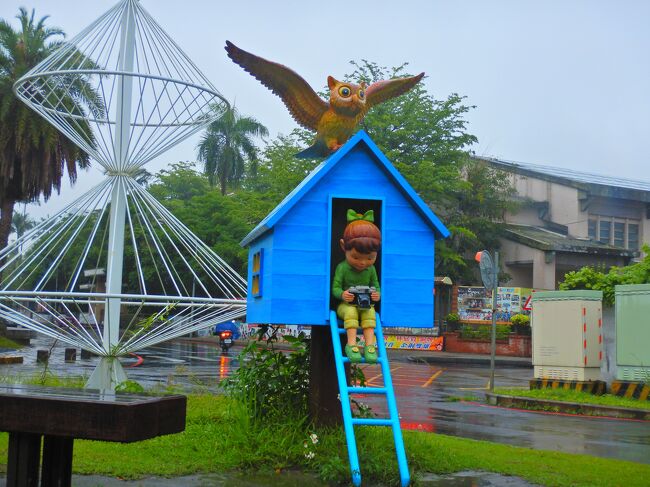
[[274, 223, 329, 250], [383, 277, 434, 301], [272, 249, 328, 274], [385, 205, 433, 231], [271, 298, 329, 325], [382, 255, 434, 279], [272, 274, 328, 301], [384, 230, 435, 255], [382, 303, 433, 328]]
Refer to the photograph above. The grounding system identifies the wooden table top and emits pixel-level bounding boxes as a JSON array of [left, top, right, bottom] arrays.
[[0, 385, 186, 442]]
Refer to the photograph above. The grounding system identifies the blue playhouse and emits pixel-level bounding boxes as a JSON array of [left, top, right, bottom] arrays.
[[240, 131, 449, 487], [241, 130, 449, 328]]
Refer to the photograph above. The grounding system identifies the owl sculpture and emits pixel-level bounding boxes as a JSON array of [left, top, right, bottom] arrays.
[[225, 41, 424, 158]]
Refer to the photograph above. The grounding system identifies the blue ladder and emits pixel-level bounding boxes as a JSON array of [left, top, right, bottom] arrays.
[[329, 310, 410, 486]]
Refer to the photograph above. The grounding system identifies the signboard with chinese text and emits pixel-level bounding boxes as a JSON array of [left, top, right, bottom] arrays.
[[384, 335, 444, 351]]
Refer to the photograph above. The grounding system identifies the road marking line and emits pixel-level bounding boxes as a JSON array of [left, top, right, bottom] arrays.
[[366, 366, 402, 386], [421, 369, 443, 388]]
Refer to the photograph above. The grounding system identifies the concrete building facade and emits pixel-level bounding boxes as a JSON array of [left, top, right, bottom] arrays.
[[476, 157, 644, 289]]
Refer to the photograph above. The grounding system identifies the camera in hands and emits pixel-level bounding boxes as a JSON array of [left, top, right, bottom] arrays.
[[348, 286, 376, 309]]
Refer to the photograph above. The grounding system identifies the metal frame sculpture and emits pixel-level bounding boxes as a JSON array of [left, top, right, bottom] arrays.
[[1, 0, 246, 389]]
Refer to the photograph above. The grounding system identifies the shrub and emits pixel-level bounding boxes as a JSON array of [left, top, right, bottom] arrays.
[[560, 244, 650, 306], [221, 325, 311, 422], [510, 314, 530, 326], [445, 313, 460, 324]]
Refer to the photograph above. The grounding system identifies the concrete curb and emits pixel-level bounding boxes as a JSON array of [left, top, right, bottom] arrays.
[[408, 354, 532, 368], [485, 392, 650, 420]]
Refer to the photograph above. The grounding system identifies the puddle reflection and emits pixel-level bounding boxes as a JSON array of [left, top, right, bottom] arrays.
[[219, 354, 230, 381]]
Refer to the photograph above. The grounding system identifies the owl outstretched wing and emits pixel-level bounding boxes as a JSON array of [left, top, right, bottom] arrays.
[[365, 73, 425, 109], [225, 41, 328, 131]]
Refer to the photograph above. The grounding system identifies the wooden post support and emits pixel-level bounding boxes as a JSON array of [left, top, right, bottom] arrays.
[[7, 432, 41, 487], [64, 348, 77, 362], [41, 436, 73, 486], [80, 349, 95, 359], [309, 326, 343, 427]]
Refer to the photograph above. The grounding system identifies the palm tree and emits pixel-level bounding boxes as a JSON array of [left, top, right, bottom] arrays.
[[10, 205, 36, 239], [197, 105, 268, 195], [10, 204, 36, 254], [0, 8, 94, 251]]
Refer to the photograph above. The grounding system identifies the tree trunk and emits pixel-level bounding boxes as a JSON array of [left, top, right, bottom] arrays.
[[0, 197, 16, 252], [220, 174, 227, 196], [0, 198, 14, 336], [308, 325, 344, 427]]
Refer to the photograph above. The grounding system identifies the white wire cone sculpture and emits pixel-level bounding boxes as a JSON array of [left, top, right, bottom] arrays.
[[3, 0, 247, 389]]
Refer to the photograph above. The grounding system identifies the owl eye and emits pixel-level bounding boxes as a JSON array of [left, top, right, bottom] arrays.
[[339, 86, 351, 97], [358, 90, 365, 99]]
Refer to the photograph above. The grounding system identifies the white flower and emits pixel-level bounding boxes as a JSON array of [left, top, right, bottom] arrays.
[[305, 451, 315, 460], [310, 433, 319, 445]]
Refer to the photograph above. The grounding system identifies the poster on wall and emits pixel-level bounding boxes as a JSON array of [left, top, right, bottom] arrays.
[[457, 286, 532, 324], [457, 286, 493, 321], [495, 287, 532, 322]]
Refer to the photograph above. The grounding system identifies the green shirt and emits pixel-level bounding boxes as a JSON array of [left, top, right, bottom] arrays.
[[332, 261, 380, 300]]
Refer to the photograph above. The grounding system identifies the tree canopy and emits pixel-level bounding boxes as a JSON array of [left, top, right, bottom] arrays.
[[148, 60, 514, 284], [0, 8, 93, 250]]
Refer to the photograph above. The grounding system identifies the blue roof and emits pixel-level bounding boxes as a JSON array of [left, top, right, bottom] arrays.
[[241, 130, 450, 247]]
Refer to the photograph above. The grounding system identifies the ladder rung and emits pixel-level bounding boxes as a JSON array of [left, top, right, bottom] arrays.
[[352, 418, 394, 426], [348, 386, 387, 395]]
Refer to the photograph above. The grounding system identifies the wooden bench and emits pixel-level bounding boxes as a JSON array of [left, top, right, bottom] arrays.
[[0, 384, 186, 487]]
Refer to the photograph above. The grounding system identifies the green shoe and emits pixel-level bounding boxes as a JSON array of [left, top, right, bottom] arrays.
[[345, 344, 362, 363], [364, 345, 378, 364]]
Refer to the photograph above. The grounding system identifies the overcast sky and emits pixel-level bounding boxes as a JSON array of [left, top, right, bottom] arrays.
[[2, 0, 649, 219]]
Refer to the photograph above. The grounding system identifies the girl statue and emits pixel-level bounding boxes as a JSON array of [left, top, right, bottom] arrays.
[[332, 209, 381, 363]]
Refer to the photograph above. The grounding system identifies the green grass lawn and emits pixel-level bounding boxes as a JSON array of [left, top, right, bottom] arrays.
[[496, 387, 650, 410], [0, 393, 648, 486]]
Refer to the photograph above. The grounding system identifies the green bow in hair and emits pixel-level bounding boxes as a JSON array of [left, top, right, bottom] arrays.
[[346, 209, 374, 223]]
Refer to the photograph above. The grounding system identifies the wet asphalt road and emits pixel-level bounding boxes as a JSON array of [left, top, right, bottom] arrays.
[[1, 336, 649, 465]]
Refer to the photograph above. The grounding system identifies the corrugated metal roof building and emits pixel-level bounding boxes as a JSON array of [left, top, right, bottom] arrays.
[[475, 156, 645, 289]]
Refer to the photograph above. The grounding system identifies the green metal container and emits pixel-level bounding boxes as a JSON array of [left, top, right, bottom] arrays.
[[615, 284, 650, 381]]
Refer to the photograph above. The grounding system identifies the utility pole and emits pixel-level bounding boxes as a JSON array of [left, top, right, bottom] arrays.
[[475, 250, 499, 392]]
